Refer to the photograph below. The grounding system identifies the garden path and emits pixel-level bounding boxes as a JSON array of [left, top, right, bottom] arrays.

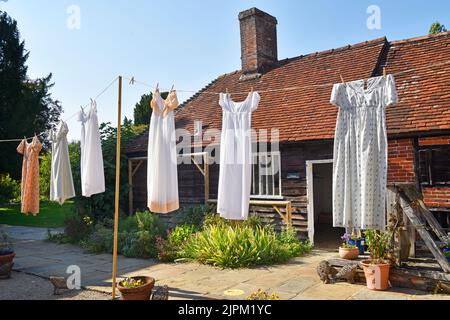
[[1, 225, 450, 300]]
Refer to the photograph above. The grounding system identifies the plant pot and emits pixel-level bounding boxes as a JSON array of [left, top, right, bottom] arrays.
[[361, 260, 390, 291], [339, 247, 359, 260], [117, 276, 155, 301], [0, 252, 15, 279]]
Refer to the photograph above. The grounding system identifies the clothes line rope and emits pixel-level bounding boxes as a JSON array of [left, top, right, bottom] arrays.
[[0, 76, 119, 143], [124, 59, 450, 95]]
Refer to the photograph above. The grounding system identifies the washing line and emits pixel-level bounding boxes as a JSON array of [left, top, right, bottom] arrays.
[[124, 59, 450, 95], [1, 59, 449, 144]]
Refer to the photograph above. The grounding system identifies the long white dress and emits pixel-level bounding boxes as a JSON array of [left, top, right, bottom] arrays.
[[331, 75, 398, 230], [217, 92, 260, 220], [147, 89, 179, 214], [78, 101, 105, 198], [49, 121, 75, 204]]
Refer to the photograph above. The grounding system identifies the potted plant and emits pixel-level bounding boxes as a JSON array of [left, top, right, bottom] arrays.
[[441, 233, 450, 262], [339, 233, 360, 260], [361, 229, 391, 291], [117, 276, 155, 300], [0, 231, 15, 279]]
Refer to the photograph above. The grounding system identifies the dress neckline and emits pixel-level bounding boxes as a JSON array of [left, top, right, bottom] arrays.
[[226, 92, 252, 105], [346, 76, 384, 95]]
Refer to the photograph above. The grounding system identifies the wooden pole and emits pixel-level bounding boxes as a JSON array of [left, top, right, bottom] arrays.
[[112, 76, 123, 299]]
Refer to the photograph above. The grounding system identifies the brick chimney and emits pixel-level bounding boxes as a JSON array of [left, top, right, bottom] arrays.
[[239, 8, 278, 81]]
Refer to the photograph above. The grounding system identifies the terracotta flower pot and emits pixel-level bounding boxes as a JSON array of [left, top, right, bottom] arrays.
[[339, 247, 359, 260], [361, 260, 390, 291], [0, 252, 15, 279], [117, 276, 155, 301]]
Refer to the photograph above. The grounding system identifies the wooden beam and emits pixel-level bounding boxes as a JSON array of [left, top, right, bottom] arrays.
[[112, 76, 123, 300], [128, 158, 133, 215], [131, 160, 143, 177], [204, 154, 210, 204], [399, 195, 450, 273]]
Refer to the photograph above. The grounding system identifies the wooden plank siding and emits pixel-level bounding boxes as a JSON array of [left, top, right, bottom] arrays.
[[130, 141, 334, 238]]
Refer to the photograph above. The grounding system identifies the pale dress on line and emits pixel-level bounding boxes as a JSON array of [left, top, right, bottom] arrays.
[[49, 121, 75, 205], [217, 92, 260, 221], [78, 101, 105, 198], [331, 75, 398, 230], [147, 90, 180, 214], [17, 136, 43, 215]]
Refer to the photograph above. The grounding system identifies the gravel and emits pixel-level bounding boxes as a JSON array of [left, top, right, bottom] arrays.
[[0, 272, 111, 300]]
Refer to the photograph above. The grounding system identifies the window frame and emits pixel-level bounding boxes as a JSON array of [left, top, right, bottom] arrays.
[[417, 144, 450, 187], [250, 151, 284, 200]]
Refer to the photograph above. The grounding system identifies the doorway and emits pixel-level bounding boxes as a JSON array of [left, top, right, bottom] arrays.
[[306, 160, 345, 249]]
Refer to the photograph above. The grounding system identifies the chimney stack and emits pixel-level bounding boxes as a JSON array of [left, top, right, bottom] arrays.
[[239, 8, 278, 81]]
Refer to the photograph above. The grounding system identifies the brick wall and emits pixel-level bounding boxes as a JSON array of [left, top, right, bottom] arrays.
[[418, 136, 450, 146], [387, 138, 416, 184]]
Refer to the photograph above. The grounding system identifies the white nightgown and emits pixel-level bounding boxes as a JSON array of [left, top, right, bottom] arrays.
[[147, 89, 179, 214], [78, 101, 105, 198], [49, 121, 75, 205], [331, 75, 398, 230], [217, 92, 260, 220]]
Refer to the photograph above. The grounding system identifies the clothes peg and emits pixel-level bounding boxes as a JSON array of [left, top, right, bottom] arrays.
[[340, 74, 346, 84], [250, 86, 254, 93], [129, 77, 135, 85], [226, 88, 229, 95], [170, 85, 174, 92], [156, 83, 159, 91], [383, 67, 387, 80]]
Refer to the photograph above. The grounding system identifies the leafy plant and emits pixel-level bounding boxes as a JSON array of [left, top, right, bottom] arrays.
[[246, 289, 280, 301], [156, 225, 197, 262], [365, 229, 391, 263], [180, 223, 311, 268], [119, 277, 145, 289], [441, 233, 450, 249], [444, 251, 450, 258], [179, 204, 217, 228], [0, 174, 21, 204]]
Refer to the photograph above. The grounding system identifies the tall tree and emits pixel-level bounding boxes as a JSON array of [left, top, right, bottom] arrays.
[[429, 21, 447, 35], [0, 11, 62, 178], [133, 91, 168, 126]]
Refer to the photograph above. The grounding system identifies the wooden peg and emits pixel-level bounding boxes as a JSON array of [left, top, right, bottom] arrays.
[[129, 77, 135, 85], [340, 74, 345, 84], [156, 83, 159, 91], [383, 67, 387, 80], [170, 85, 174, 92]]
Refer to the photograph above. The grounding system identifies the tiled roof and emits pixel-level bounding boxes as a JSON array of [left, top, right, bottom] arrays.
[[385, 31, 450, 136], [127, 32, 450, 154]]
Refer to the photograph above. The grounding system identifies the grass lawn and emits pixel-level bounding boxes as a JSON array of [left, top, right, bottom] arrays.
[[0, 201, 73, 228]]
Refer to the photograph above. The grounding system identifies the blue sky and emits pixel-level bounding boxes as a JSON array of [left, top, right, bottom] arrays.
[[1, 0, 449, 141]]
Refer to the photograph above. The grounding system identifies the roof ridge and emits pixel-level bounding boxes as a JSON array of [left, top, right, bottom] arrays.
[[390, 30, 450, 45], [277, 37, 387, 64]]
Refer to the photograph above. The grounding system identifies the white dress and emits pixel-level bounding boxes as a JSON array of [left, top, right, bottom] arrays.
[[49, 121, 75, 204], [217, 92, 260, 220], [331, 75, 398, 230], [78, 101, 105, 198], [147, 89, 179, 214]]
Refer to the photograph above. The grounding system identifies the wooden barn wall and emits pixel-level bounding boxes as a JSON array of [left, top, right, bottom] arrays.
[[130, 141, 334, 237]]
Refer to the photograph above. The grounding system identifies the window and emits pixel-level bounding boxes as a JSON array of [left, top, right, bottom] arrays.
[[417, 145, 450, 187], [251, 151, 283, 199]]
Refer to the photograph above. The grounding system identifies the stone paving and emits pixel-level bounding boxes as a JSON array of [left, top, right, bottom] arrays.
[[2, 225, 450, 300]]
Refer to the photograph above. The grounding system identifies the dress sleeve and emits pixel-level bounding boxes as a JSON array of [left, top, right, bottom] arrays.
[[330, 83, 345, 107], [17, 139, 25, 155], [250, 92, 261, 112], [219, 93, 227, 109], [385, 74, 398, 107]]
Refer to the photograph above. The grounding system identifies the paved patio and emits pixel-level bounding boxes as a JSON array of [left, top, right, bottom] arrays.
[[1, 225, 450, 300]]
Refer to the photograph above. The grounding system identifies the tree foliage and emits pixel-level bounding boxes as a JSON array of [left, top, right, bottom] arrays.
[[0, 11, 62, 178], [429, 21, 447, 35], [133, 92, 168, 126]]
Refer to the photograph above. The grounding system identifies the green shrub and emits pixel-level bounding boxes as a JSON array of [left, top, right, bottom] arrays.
[[156, 225, 197, 262], [81, 225, 114, 254], [0, 174, 21, 204], [180, 224, 311, 268], [179, 204, 216, 228], [62, 211, 94, 244]]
